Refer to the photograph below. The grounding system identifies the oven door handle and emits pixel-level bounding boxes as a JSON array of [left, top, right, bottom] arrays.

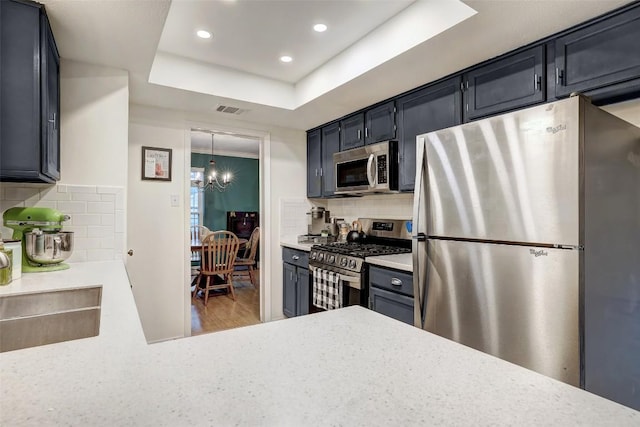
[[309, 265, 360, 284], [366, 153, 376, 188]]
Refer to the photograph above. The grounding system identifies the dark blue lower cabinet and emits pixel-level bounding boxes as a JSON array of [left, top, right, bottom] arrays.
[[282, 248, 310, 318], [369, 265, 414, 325], [370, 287, 414, 325]]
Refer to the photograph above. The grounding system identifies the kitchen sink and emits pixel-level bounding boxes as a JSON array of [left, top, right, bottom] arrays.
[[0, 286, 102, 353]]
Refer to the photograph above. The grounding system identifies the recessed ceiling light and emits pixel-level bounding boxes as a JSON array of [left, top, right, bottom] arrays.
[[196, 30, 212, 39], [313, 24, 327, 33], [280, 55, 293, 63]]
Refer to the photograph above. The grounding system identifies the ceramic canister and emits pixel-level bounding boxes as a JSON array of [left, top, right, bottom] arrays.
[[4, 240, 21, 280], [0, 247, 12, 286]]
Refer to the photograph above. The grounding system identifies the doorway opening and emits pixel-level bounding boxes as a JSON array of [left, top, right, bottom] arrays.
[[185, 126, 267, 336]]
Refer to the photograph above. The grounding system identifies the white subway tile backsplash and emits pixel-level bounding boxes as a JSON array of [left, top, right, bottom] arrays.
[[25, 200, 57, 209], [67, 185, 97, 193], [101, 214, 115, 226], [87, 225, 114, 238], [100, 237, 115, 249], [1, 183, 125, 264], [114, 232, 124, 248], [87, 201, 114, 214], [64, 225, 87, 238], [71, 193, 102, 202], [57, 201, 87, 214], [97, 186, 120, 194], [72, 214, 103, 226], [87, 249, 115, 261], [115, 210, 125, 233], [4, 187, 40, 203], [1, 200, 25, 212], [115, 191, 125, 210], [67, 250, 87, 263], [74, 237, 102, 250], [327, 193, 413, 223], [40, 188, 72, 201]]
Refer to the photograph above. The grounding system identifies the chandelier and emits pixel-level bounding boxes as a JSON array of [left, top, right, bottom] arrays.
[[198, 133, 232, 192]]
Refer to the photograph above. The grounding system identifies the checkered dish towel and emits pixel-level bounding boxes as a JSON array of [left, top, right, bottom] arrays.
[[312, 268, 343, 310]]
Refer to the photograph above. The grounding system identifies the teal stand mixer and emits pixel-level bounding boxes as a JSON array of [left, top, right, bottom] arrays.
[[3, 207, 74, 273]]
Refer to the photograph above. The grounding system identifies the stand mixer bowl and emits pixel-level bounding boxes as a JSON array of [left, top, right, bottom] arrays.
[[24, 231, 74, 265]]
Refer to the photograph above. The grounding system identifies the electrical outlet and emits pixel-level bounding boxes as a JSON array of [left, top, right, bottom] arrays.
[[170, 194, 180, 207]]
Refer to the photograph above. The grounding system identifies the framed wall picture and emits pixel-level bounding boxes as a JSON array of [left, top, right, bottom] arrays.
[[142, 146, 172, 181]]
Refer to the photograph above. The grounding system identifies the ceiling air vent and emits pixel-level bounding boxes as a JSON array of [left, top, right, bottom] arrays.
[[215, 105, 247, 115]]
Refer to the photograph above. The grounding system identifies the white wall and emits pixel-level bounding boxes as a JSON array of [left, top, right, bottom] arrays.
[[127, 120, 187, 342], [59, 60, 129, 188], [128, 104, 306, 340], [602, 98, 640, 127]]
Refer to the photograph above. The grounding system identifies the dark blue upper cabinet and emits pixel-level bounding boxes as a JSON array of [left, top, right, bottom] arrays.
[[365, 101, 396, 145], [0, 0, 60, 183], [321, 122, 340, 198], [340, 113, 364, 150], [397, 76, 462, 192], [464, 45, 545, 121], [306, 129, 322, 198], [554, 5, 640, 101]]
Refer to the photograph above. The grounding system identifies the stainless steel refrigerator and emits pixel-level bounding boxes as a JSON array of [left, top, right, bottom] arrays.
[[412, 95, 640, 410]]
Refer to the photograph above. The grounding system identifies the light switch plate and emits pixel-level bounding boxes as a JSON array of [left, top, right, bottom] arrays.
[[170, 194, 180, 207]]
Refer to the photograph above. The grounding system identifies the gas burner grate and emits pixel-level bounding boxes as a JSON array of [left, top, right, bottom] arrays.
[[312, 242, 411, 258]]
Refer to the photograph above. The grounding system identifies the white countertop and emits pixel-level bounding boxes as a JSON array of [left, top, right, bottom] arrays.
[[280, 236, 314, 251], [366, 252, 413, 272], [2, 261, 638, 425]]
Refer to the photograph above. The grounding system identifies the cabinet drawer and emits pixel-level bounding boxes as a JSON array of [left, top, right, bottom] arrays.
[[368, 265, 413, 297], [370, 286, 414, 326], [282, 247, 309, 268]]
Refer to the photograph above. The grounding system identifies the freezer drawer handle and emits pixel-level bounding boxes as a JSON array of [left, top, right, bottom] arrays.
[[390, 278, 402, 287]]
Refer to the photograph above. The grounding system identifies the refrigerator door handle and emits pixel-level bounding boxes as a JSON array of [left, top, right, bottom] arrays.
[[412, 136, 428, 329]]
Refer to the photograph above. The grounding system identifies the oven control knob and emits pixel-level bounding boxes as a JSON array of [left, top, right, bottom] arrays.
[[328, 255, 335, 264], [310, 251, 317, 260], [349, 259, 357, 269], [340, 258, 347, 267], [318, 253, 324, 261]]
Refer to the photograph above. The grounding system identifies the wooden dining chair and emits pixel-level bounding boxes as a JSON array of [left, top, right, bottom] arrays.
[[190, 225, 202, 277], [233, 226, 260, 288], [192, 231, 240, 306]]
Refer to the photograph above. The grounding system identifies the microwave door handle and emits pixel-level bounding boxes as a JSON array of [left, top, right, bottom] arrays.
[[366, 154, 376, 187]]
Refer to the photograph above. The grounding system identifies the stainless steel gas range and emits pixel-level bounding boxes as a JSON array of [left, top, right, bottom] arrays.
[[309, 218, 411, 309]]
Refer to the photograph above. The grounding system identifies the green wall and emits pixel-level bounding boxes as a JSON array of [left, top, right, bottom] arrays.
[[191, 153, 259, 231]]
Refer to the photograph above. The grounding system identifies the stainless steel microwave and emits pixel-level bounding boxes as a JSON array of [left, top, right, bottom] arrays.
[[333, 140, 398, 195]]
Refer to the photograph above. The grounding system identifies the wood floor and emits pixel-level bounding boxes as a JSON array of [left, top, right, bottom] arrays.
[[190, 271, 261, 335]]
